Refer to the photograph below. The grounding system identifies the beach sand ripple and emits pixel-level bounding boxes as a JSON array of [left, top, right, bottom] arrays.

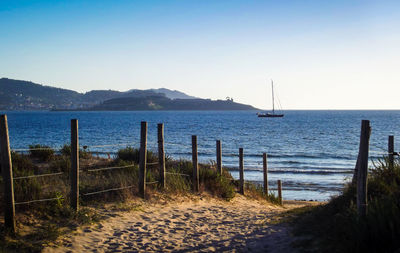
[[43, 196, 307, 253]]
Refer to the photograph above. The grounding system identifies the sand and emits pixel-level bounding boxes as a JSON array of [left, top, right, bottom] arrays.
[[43, 195, 316, 253]]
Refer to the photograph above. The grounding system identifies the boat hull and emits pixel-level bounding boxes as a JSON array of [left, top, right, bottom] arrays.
[[257, 113, 284, 118]]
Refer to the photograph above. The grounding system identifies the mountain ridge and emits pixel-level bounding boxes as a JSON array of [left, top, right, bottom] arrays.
[[0, 78, 257, 111]]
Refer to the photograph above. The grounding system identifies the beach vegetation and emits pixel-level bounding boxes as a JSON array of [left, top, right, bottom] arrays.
[[291, 156, 400, 253], [29, 144, 54, 161], [60, 144, 91, 159], [116, 146, 158, 163], [199, 165, 236, 200], [0, 144, 278, 251]]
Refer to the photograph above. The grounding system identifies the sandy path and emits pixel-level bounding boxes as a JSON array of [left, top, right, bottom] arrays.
[[44, 196, 308, 253]]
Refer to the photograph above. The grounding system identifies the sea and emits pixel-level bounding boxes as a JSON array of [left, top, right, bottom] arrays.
[[2, 110, 400, 201]]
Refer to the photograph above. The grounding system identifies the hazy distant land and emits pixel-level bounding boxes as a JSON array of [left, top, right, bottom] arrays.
[[0, 78, 257, 111]]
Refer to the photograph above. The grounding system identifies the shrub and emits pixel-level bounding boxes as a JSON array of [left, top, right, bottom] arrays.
[[60, 144, 91, 159], [117, 147, 139, 162], [60, 144, 71, 156], [292, 157, 400, 253], [49, 157, 71, 173], [11, 151, 38, 176], [29, 144, 54, 161], [200, 165, 235, 200], [116, 147, 157, 163], [13, 178, 42, 205]]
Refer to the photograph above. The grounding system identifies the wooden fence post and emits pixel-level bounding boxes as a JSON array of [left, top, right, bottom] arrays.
[[192, 135, 199, 192], [216, 140, 222, 175], [263, 153, 268, 195], [277, 180, 282, 205], [239, 148, 244, 195], [139, 121, 147, 198], [158, 123, 166, 189], [388, 135, 394, 170], [357, 120, 371, 217], [70, 119, 79, 211], [0, 115, 16, 233]]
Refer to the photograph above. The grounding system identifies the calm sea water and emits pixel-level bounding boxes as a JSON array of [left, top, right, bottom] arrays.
[[2, 110, 400, 201]]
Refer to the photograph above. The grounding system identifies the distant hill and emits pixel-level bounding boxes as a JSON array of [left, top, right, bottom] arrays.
[[0, 78, 82, 110], [0, 78, 257, 111], [91, 96, 256, 111], [148, 88, 198, 99]]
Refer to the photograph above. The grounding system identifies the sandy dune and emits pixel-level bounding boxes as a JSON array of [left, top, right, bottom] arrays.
[[43, 196, 311, 253]]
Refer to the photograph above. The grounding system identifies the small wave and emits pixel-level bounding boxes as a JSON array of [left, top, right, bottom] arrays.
[[249, 180, 344, 192], [268, 169, 353, 175], [186, 151, 356, 161], [227, 167, 353, 175]]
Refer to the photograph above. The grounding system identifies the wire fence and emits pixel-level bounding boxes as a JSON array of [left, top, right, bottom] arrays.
[[165, 171, 191, 177], [85, 164, 135, 173], [12, 147, 60, 152], [82, 185, 136, 197], [15, 196, 63, 206], [6, 126, 399, 210], [146, 181, 159, 185], [13, 172, 64, 180]]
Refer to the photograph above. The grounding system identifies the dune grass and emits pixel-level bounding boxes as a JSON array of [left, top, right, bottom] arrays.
[[290, 157, 400, 253]]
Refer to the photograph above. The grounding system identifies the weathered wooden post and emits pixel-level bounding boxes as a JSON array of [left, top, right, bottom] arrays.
[[388, 135, 394, 170], [239, 148, 244, 195], [0, 115, 16, 233], [70, 119, 79, 211], [263, 153, 268, 195], [277, 180, 282, 205], [216, 140, 222, 175], [158, 123, 166, 189], [357, 120, 371, 217], [192, 135, 199, 192], [139, 121, 147, 198]]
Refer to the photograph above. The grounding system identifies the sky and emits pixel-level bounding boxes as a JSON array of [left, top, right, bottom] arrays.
[[0, 0, 399, 109]]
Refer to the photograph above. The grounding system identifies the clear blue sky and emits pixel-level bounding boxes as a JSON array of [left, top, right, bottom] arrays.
[[1, 0, 399, 109]]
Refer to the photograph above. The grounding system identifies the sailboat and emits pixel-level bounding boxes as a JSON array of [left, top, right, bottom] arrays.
[[257, 80, 284, 118]]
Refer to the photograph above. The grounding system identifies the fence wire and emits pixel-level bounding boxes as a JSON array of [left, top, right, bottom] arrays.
[[12, 147, 60, 152], [15, 196, 63, 206], [165, 172, 191, 177], [83, 143, 134, 149], [85, 164, 135, 172], [82, 185, 135, 196], [146, 181, 159, 185], [370, 143, 388, 154], [13, 172, 64, 180], [165, 142, 192, 148], [146, 162, 158, 166]]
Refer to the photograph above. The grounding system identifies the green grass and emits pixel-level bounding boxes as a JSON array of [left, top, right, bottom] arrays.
[[291, 157, 400, 253]]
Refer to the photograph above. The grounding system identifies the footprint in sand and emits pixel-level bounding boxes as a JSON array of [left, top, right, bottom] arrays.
[[133, 222, 143, 227]]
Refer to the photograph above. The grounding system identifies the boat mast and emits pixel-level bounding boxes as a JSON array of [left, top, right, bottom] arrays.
[[271, 79, 275, 114]]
